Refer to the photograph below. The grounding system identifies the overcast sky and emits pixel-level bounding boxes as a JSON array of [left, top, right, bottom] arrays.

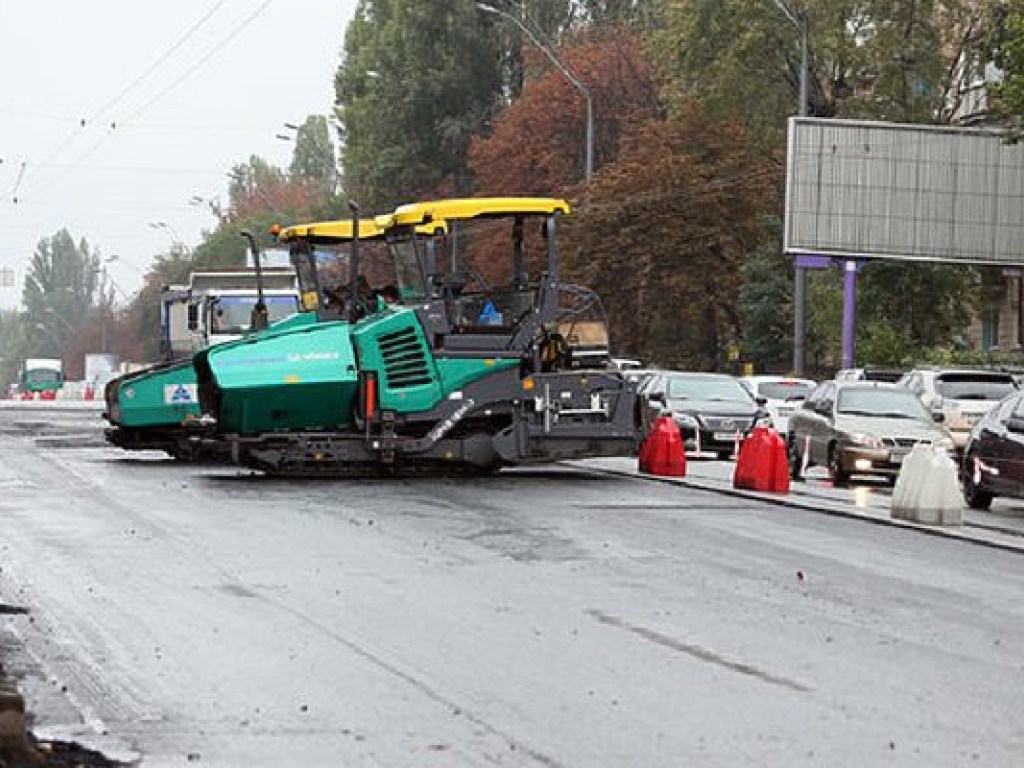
[[0, 0, 358, 309]]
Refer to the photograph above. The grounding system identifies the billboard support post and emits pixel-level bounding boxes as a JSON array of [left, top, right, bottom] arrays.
[[842, 260, 863, 369]]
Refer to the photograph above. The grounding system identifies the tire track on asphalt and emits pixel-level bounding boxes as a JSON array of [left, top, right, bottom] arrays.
[[585, 609, 811, 694]]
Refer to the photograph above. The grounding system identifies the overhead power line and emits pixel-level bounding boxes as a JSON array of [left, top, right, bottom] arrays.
[[15, 1, 229, 203], [121, 0, 275, 125], [86, 1, 229, 126]]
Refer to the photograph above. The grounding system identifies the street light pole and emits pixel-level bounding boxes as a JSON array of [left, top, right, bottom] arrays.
[[477, 2, 594, 181], [149, 220, 182, 242], [771, 0, 809, 376]]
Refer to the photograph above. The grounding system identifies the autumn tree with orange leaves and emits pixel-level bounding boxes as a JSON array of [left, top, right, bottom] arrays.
[[469, 28, 779, 368], [469, 29, 662, 196], [565, 102, 780, 369]]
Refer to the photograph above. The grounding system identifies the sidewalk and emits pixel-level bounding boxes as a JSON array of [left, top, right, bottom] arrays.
[[574, 456, 1024, 555]]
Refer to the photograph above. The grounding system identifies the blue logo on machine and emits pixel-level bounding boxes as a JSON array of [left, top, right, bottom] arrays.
[[163, 383, 198, 405]]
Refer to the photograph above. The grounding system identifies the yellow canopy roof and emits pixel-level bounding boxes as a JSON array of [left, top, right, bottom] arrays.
[[275, 216, 391, 244], [278, 197, 569, 242], [389, 197, 570, 228]]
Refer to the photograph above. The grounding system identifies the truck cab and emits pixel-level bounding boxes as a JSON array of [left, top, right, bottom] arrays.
[[161, 269, 301, 359], [21, 358, 64, 398]]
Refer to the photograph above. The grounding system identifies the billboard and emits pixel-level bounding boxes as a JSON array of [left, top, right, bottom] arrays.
[[784, 117, 1024, 265]]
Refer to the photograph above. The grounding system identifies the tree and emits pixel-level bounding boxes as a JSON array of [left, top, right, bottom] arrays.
[[289, 115, 340, 200], [992, 4, 1024, 133], [564, 101, 778, 368], [0, 310, 33, 391], [335, 0, 503, 210], [739, 217, 792, 370], [656, 0, 996, 373], [469, 29, 663, 194], [22, 229, 102, 363], [857, 260, 980, 355], [576, 0, 664, 28], [655, 0, 995, 135]]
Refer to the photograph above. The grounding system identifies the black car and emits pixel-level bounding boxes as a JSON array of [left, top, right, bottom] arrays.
[[961, 391, 1024, 510], [642, 372, 769, 459]]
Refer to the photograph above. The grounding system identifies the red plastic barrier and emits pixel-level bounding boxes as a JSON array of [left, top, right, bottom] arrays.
[[39, 390, 56, 401], [638, 416, 686, 477], [83, 385, 94, 401], [733, 426, 790, 493], [20, 391, 34, 401]]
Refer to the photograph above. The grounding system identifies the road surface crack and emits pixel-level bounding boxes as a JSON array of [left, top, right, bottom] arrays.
[[586, 609, 811, 693]]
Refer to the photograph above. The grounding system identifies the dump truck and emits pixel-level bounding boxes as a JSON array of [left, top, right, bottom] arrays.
[[193, 197, 639, 475], [160, 268, 301, 359], [103, 254, 303, 459]]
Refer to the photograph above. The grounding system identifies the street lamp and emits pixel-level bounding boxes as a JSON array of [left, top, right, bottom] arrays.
[[771, 0, 808, 119], [771, 0, 809, 376], [276, 122, 300, 142], [149, 221, 190, 255], [149, 220, 181, 240], [98, 256, 131, 303], [477, 2, 594, 181]]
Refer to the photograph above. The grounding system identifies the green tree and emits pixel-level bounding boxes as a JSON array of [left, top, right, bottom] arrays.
[[739, 217, 792, 370], [0, 310, 32, 391], [655, 0, 994, 135], [289, 115, 339, 199], [577, 0, 664, 28], [335, 0, 503, 209], [992, 3, 1024, 133], [857, 260, 980, 353], [22, 229, 102, 358], [656, 0, 994, 371]]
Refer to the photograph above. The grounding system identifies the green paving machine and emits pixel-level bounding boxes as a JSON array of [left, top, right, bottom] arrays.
[[102, 232, 330, 460], [194, 197, 639, 475]]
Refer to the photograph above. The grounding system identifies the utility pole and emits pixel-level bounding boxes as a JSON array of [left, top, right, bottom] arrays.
[[771, 0, 809, 375], [477, 2, 594, 181]]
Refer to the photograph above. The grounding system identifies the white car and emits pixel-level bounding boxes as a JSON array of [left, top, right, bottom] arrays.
[[899, 368, 1019, 450], [741, 375, 816, 436]]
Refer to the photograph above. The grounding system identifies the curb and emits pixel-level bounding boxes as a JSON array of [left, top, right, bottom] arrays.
[[573, 461, 1024, 556]]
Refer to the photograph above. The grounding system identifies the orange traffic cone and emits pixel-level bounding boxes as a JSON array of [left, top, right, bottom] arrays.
[[83, 385, 94, 400], [639, 416, 686, 477]]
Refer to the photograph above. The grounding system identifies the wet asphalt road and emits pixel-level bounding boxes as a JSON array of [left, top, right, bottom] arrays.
[[0, 404, 1021, 767]]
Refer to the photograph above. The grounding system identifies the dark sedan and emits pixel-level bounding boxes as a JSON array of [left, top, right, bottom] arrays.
[[961, 392, 1024, 510], [642, 372, 769, 459]]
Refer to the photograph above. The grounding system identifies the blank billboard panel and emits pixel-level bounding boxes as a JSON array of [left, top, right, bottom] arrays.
[[784, 118, 1024, 265]]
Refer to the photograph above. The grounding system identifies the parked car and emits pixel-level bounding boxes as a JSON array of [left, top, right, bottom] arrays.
[[899, 368, 1019, 451], [642, 372, 770, 459], [787, 381, 954, 484], [835, 366, 906, 383], [961, 391, 1024, 510], [740, 375, 816, 436]]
